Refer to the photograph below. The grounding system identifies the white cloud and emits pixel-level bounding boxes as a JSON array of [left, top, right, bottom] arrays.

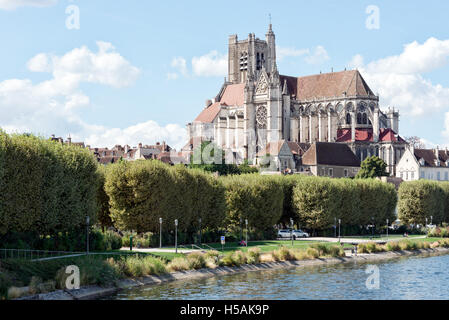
[[171, 57, 187, 76], [82, 121, 187, 150], [0, 42, 187, 150], [277, 47, 309, 60], [192, 50, 227, 77], [304, 46, 330, 65], [0, 0, 57, 10], [350, 38, 449, 117], [278, 45, 329, 65]]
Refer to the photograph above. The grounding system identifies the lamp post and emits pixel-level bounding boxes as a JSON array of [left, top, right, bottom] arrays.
[[334, 217, 337, 238], [240, 218, 243, 242], [290, 218, 294, 247], [338, 219, 341, 243], [199, 218, 202, 245], [159, 218, 163, 249], [245, 219, 248, 247], [431, 216, 433, 226], [175, 219, 178, 254], [86, 216, 90, 255], [386, 218, 389, 240], [371, 217, 374, 240], [426, 217, 428, 228]]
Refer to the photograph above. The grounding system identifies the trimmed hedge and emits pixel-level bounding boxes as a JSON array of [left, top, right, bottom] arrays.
[[398, 180, 448, 225], [221, 174, 284, 235], [292, 177, 397, 232], [105, 160, 226, 234], [0, 132, 100, 236]]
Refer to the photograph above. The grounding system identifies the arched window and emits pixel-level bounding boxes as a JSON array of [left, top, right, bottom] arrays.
[[362, 113, 368, 124], [357, 113, 362, 124], [346, 113, 351, 125]]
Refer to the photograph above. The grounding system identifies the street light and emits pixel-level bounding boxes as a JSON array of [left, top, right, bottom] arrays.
[[334, 217, 337, 238], [175, 219, 178, 254], [290, 218, 294, 246], [245, 219, 248, 247], [386, 218, 389, 240], [426, 217, 428, 228], [240, 218, 243, 242], [338, 219, 341, 243], [86, 216, 90, 255], [431, 216, 433, 226], [159, 218, 163, 249], [199, 218, 202, 245]]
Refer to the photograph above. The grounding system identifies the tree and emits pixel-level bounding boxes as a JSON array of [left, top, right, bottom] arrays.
[[405, 136, 426, 149], [356, 156, 389, 179], [189, 141, 257, 175]]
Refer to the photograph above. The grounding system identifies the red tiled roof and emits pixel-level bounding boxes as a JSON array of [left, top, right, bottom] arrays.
[[257, 140, 289, 157], [220, 83, 245, 106], [281, 70, 374, 101], [336, 128, 405, 143], [194, 102, 221, 123], [287, 142, 310, 156], [194, 83, 245, 123]]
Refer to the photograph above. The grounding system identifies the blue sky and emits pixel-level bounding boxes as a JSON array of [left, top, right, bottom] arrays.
[[1, 0, 449, 149]]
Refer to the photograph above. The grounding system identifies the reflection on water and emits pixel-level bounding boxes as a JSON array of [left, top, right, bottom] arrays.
[[108, 254, 449, 300]]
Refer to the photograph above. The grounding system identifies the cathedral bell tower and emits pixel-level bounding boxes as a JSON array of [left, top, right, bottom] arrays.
[[228, 24, 277, 84]]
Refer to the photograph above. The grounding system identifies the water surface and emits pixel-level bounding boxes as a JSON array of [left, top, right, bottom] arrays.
[[108, 253, 449, 300]]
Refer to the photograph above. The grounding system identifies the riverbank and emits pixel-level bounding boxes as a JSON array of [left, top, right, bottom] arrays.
[[17, 246, 449, 300]]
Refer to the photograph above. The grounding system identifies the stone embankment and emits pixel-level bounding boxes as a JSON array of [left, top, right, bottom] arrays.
[[17, 247, 449, 300]]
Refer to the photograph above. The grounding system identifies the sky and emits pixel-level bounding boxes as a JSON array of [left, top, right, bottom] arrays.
[[1, 0, 449, 149]]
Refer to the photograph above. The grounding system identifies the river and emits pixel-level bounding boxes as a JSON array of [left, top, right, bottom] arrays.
[[107, 253, 449, 300]]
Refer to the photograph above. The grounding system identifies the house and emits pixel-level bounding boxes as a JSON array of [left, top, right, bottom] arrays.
[[396, 146, 449, 181], [300, 142, 360, 178]]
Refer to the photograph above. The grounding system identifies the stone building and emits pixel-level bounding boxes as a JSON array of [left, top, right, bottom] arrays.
[[185, 24, 408, 174], [300, 142, 361, 178]]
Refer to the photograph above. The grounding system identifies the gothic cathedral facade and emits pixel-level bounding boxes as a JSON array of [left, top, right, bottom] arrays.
[[186, 25, 408, 174]]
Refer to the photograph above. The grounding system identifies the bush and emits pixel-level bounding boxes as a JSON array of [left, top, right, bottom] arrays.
[[222, 175, 284, 235], [305, 247, 320, 259], [292, 177, 396, 233], [0, 132, 100, 237], [167, 257, 190, 272], [186, 252, 206, 270], [246, 248, 261, 264], [398, 180, 445, 225], [105, 161, 226, 234]]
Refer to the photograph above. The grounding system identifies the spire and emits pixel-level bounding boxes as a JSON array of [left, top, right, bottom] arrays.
[[267, 14, 274, 34], [282, 79, 288, 95]]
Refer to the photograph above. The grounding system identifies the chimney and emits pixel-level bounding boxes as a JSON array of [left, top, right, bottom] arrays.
[[138, 143, 142, 148], [205, 99, 212, 109]]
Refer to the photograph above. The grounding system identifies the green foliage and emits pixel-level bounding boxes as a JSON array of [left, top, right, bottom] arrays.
[[221, 174, 284, 234], [0, 132, 99, 236], [292, 176, 397, 231], [356, 156, 389, 179], [292, 177, 340, 231], [398, 180, 445, 225], [97, 166, 113, 229], [105, 160, 226, 234]]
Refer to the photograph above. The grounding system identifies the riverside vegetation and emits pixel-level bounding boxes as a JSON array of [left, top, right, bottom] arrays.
[[2, 132, 449, 298]]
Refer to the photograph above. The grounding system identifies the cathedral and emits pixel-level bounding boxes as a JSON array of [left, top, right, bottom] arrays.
[[185, 25, 408, 174]]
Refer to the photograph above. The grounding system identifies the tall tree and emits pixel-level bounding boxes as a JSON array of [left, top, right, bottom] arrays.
[[405, 136, 426, 149], [356, 156, 389, 179]]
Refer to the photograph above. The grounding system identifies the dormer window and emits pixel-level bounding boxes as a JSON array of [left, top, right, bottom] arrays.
[[419, 158, 425, 166], [436, 160, 441, 166]]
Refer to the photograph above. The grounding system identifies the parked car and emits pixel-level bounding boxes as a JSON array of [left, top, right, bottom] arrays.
[[277, 229, 309, 239], [293, 229, 309, 239], [277, 229, 292, 239]]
